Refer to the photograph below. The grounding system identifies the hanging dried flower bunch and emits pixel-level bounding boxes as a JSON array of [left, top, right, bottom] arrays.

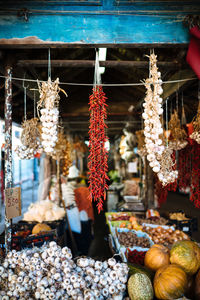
[[62, 140, 72, 176], [142, 53, 178, 186], [15, 118, 42, 159], [168, 110, 188, 150], [88, 86, 109, 213], [37, 78, 67, 154], [190, 101, 200, 144], [136, 130, 147, 157]]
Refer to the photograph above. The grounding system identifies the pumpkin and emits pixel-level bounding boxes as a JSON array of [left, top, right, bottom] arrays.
[[32, 223, 52, 235], [154, 264, 188, 299], [170, 240, 200, 275], [195, 269, 200, 299], [144, 244, 170, 272], [128, 272, 154, 300]]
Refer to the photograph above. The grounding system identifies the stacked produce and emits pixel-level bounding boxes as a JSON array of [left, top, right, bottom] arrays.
[[143, 226, 190, 246], [117, 231, 151, 248], [169, 212, 190, 221], [23, 200, 65, 223], [0, 241, 129, 299], [127, 240, 200, 300]]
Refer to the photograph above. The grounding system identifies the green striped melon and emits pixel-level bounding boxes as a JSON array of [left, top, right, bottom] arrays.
[[128, 272, 154, 300]]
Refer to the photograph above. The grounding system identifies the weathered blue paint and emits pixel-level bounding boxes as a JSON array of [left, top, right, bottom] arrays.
[[0, 1, 199, 44]]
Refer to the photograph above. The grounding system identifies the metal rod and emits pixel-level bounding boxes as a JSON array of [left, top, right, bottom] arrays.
[[4, 66, 12, 253]]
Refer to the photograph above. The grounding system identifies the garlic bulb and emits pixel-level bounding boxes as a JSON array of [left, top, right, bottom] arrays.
[[0, 242, 128, 299], [142, 53, 178, 186]]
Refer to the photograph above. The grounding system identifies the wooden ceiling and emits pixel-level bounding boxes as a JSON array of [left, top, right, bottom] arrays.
[[0, 46, 198, 138]]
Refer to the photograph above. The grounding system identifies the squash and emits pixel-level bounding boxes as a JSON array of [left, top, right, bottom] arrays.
[[128, 263, 154, 281], [170, 240, 200, 275], [195, 269, 200, 300], [32, 223, 52, 235], [128, 272, 154, 300], [144, 244, 170, 272], [154, 264, 188, 300]]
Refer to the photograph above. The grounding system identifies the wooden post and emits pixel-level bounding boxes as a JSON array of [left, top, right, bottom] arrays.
[[4, 66, 12, 253], [144, 157, 155, 209]]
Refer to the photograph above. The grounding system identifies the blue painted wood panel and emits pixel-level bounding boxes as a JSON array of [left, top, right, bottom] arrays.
[[0, 0, 199, 44]]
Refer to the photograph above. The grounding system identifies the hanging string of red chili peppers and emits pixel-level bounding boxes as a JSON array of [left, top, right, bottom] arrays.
[[178, 144, 191, 193], [190, 142, 200, 208], [88, 86, 109, 213]]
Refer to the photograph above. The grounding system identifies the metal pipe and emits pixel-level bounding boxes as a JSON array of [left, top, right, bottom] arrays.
[[4, 66, 12, 253]]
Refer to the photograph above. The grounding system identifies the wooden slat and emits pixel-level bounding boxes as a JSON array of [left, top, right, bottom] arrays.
[[17, 59, 184, 68]]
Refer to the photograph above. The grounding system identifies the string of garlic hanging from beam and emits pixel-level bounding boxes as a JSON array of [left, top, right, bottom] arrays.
[[142, 53, 178, 186], [37, 78, 67, 154]]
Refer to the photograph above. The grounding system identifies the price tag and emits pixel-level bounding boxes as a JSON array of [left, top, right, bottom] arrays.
[[182, 227, 189, 232], [128, 161, 138, 173], [5, 187, 21, 219]]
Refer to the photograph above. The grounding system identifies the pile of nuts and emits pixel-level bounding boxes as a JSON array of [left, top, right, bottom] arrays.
[[143, 226, 190, 246], [137, 217, 168, 226], [0, 241, 128, 299], [117, 231, 151, 248]]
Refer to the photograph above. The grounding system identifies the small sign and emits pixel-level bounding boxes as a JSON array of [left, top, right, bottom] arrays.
[[128, 161, 138, 173], [5, 187, 21, 219]]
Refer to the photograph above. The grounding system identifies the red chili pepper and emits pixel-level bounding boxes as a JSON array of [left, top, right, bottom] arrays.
[[88, 86, 109, 213]]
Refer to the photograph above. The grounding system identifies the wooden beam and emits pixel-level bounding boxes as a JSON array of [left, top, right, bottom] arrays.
[[162, 68, 196, 100], [17, 60, 184, 69]]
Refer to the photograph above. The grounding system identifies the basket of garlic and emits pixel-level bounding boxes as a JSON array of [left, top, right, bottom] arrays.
[[22, 199, 66, 236], [0, 241, 129, 299]]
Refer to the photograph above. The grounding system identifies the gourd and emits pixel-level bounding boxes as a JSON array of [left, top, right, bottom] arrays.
[[170, 240, 200, 275], [154, 264, 187, 299], [128, 272, 153, 300], [32, 223, 52, 235], [144, 244, 170, 272], [195, 269, 200, 299]]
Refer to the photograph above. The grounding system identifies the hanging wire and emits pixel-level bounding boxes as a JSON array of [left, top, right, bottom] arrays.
[[23, 80, 27, 121], [48, 48, 51, 80], [33, 90, 36, 118], [166, 98, 169, 147], [0, 74, 196, 87], [176, 90, 179, 113]]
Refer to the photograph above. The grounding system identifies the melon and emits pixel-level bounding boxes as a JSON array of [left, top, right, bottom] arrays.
[[128, 272, 153, 300], [170, 240, 200, 275], [32, 223, 52, 235]]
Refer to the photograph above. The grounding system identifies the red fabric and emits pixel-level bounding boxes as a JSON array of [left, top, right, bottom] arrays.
[[186, 26, 200, 79], [74, 187, 94, 221]]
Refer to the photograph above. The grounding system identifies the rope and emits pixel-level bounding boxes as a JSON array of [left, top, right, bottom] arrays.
[[0, 74, 197, 87]]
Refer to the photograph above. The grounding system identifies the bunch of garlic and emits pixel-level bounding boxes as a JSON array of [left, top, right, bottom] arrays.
[[23, 199, 65, 223], [15, 118, 43, 160], [40, 108, 59, 153], [0, 241, 128, 300], [37, 78, 66, 155], [142, 53, 178, 185], [190, 131, 200, 144]]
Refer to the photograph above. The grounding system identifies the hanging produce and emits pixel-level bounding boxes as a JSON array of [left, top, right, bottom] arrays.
[[136, 130, 147, 157], [190, 143, 200, 208], [142, 53, 178, 186], [37, 78, 67, 154], [62, 140, 72, 177], [168, 110, 188, 150], [15, 117, 42, 159], [190, 101, 200, 144], [88, 85, 109, 213]]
